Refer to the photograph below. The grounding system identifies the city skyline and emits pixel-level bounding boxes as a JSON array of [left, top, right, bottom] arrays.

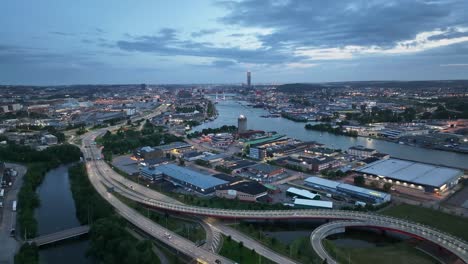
[[1, 0, 468, 85]]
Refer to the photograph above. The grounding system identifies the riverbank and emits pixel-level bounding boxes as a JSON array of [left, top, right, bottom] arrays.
[[192, 100, 468, 169], [305, 123, 358, 137], [68, 163, 162, 264], [0, 144, 81, 264]]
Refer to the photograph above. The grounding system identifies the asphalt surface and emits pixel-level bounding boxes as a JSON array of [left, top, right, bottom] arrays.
[[0, 163, 26, 264], [80, 122, 468, 264], [82, 133, 233, 264]]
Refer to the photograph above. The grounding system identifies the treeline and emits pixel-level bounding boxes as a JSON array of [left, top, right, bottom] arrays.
[[3, 144, 82, 239], [0, 143, 81, 165], [68, 163, 159, 264], [88, 217, 158, 264], [0, 110, 48, 121], [12, 145, 81, 264], [206, 100, 216, 117], [14, 244, 39, 264], [98, 124, 182, 155], [281, 113, 308, 122], [69, 164, 113, 224], [421, 104, 468, 119], [345, 107, 416, 124], [176, 105, 203, 113], [186, 125, 236, 139], [305, 123, 358, 137]]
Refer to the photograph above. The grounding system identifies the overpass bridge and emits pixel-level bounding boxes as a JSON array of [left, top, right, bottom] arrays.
[[30, 225, 90, 247], [82, 129, 468, 264]]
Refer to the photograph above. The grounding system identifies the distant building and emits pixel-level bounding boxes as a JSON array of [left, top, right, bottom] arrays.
[[140, 164, 229, 194], [155, 142, 193, 156], [286, 187, 319, 200], [41, 134, 58, 145], [238, 115, 247, 134], [355, 158, 463, 193], [305, 176, 391, 205], [348, 145, 377, 158], [134, 146, 164, 160], [247, 71, 251, 87], [293, 198, 333, 209], [211, 133, 234, 148], [247, 163, 284, 178], [216, 180, 268, 202], [282, 156, 340, 172]]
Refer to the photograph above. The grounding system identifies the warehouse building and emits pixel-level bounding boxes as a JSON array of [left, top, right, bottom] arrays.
[[293, 198, 333, 209], [140, 164, 229, 194], [216, 180, 268, 202], [305, 176, 391, 205], [286, 187, 320, 200], [134, 146, 164, 160], [355, 158, 463, 193]]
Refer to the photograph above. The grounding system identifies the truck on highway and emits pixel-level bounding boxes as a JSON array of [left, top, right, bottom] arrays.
[[12, 200, 17, 211], [10, 211, 16, 237]]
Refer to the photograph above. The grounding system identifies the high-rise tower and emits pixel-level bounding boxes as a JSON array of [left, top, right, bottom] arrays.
[[238, 115, 247, 133], [247, 71, 251, 88]]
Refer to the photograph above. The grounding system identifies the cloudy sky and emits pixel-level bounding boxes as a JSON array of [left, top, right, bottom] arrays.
[[1, 0, 468, 85]]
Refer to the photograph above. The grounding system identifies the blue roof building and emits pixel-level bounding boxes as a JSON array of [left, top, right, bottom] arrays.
[[140, 164, 228, 194]]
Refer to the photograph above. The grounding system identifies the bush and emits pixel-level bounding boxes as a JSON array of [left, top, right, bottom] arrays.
[[14, 243, 39, 264]]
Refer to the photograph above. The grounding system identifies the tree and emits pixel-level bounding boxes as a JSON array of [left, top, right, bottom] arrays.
[[238, 241, 244, 249], [383, 182, 393, 192], [178, 157, 185, 166], [14, 243, 39, 264], [354, 175, 365, 186]]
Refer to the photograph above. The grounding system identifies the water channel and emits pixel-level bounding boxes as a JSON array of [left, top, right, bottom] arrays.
[[35, 164, 92, 264], [194, 99, 468, 169]]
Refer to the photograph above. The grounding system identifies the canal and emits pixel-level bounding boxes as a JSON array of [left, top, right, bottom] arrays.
[[194, 99, 468, 169], [35, 164, 92, 264]]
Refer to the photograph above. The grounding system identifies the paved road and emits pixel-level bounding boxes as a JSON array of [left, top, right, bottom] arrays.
[[82, 134, 233, 264], [83, 128, 468, 264], [0, 163, 26, 264], [210, 222, 299, 264], [84, 129, 292, 262]]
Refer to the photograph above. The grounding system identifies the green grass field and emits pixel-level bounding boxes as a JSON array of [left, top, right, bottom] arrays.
[[323, 239, 438, 264], [219, 236, 276, 264], [381, 204, 468, 241]]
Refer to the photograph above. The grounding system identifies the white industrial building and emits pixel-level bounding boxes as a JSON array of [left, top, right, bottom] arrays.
[[355, 158, 463, 193]]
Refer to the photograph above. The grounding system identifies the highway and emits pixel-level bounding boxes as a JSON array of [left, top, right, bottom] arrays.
[[82, 134, 233, 264], [82, 127, 468, 264]]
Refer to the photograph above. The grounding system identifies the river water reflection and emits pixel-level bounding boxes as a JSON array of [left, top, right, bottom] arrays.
[[35, 164, 92, 264], [194, 100, 468, 169]]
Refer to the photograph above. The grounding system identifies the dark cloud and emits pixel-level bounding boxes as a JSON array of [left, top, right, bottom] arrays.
[[211, 60, 237, 67], [0, 44, 104, 69], [228, 33, 245, 37], [191, 29, 219, 38], [49, 31, 75, 36], [218, 0, 468, 48], [95, 27, 106, 34], [116, 28, 304, 64]]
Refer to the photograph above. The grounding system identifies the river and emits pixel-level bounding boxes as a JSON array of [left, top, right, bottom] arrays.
[[194, 99, 468, 169], [35, 164, 92, 264]]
